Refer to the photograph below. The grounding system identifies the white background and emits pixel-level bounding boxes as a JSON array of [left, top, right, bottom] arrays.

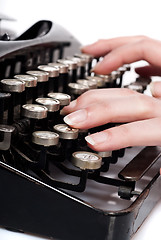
[[0, 0, 161, 239]]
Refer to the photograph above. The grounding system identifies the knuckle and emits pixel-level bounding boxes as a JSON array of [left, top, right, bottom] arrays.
[[121, 87, 137, 96], [137, 35, 149, 41], [136, 94, 155, 117]]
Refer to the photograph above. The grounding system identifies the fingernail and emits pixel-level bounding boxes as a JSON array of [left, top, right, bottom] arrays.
[[85, 132, 108, 146], [64, 109, 87, 125]]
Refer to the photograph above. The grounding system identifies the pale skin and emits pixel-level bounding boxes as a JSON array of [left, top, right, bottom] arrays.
[[61, 36, 161, 158]]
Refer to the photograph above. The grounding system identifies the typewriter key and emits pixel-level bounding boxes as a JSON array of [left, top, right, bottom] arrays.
[[26, 70, 49, 98], [53, 123, 79, 160], [57, 59, 77, 83], [14, 74, 37, 87], [32, 131, 59, 146], [68, 82, 89, 99], [1, 79, 25, 92], [48, 62, 69, 93], [22, 104, 48, 132], [0, 124, 15, 150], [97, 151, 112, 171], [66, 56, 86, 79], [53, 124, 78, 140], [48, 92, 71, 107], [74, 53, 94, 75], [22, 104, 48, 119], [48, 62, 69, 74], [48, 93, 71, 124], [71, 151, 102, 170], [1, 79, 26, 123], [95, 74, 112, 88], [37, 65, 59, 93], [14, 74, 38, 103], [26, 70, 49, 82], [35, 98, 60, 112], [77, 79, 97, 89], [86, 75, 106, 88], [35, 98, 60, 128]]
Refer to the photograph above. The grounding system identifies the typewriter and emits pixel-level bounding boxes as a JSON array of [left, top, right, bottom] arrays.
[[0, 18, 161, 240]]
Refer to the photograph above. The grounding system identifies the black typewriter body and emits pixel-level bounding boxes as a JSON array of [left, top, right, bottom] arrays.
[[0, 19, 161, 240]]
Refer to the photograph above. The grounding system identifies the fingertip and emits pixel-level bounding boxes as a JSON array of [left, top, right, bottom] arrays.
[[149, 81, 161, 98], [149, 82, 155, 96], [60, 99, 78, 116]]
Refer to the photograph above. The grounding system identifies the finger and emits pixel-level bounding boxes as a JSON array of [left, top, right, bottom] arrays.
[[81, 35, 146, 58], [135, 65, 161, 77], [61, 88, 138, 115], [92, 37, 161, 75], [150, 81, 161, 99], [85, 118, 161, 151], [63, 94, 161, 129]]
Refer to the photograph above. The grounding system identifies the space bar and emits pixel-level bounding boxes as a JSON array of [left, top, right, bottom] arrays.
[[118, 146, 161, 181]]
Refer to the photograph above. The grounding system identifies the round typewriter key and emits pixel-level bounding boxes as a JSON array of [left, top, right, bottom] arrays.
[[37, 65, 59, 93], [1, 79, 25, 92], [48, 62, 69, 93], [26, 70, 49, 98], [48, 62, 69, 73], [68, 82, 89, 98], [35, 98, 60, 112], [0, 124, 15, 150], [86, 76, 106, 88], [26, 70, 49, 82], [57, 59, 77, 83], [53, 124, 79, 140], [95, 74, 112, 88], [66, 56, 86, 79], [97, 151, 112, 158], [32, 131, 59, 146], [1, 79, 26, 123], [14, 74, 37, 87], [74, 53, 94, 74], [74, 53, 94, 63], [57, 59, 77, 70], [14, 74, 38, 104], [35, 97, 60, 129], [71, 151, 102, 170], [77, 79, 97, 89], [48, 92, 71, 107], [66, 56, 86, 67], [37, 65, 59, 78], [97, 151, 112, 171], [22, 104, 48, 119], [48, 93, 71, 124]]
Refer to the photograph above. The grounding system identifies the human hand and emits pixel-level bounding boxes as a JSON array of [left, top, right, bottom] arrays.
[[62, 88, 161, 152], [81, 35, 161, 77], [61, 35, 161, 152]]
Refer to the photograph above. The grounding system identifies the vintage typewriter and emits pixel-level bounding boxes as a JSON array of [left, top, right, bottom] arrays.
[[0, 18, 161, 240]]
